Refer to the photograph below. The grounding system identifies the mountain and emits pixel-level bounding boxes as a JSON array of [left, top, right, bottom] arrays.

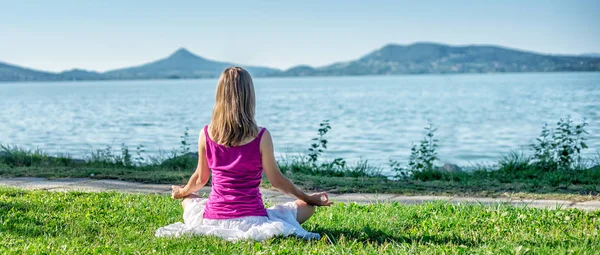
[[278, 65, 316, 76], [104, 48, 280, 79], [0, 61, 62, 82], [60, 69, 105, 80], [280, 43, 600, 76], [0, 48, 280, 82], [1, 43, 600, 82], [580, 53, 600, 58]]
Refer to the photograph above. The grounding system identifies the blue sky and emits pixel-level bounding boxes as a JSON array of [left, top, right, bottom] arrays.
[[1, 0, 598, 72]]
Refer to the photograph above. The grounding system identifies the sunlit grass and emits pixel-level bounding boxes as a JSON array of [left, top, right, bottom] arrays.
[[0, 187, 598, 254]]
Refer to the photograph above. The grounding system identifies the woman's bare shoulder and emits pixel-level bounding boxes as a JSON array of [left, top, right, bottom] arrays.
[[259, 127, 273, 149]]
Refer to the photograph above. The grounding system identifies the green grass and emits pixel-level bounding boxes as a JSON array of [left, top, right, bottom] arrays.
[[0, 165, 190, 184], [0, 187, 598, 254]]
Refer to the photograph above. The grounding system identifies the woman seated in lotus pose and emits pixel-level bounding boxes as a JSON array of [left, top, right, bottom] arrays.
[[156, 67, 331, 241]]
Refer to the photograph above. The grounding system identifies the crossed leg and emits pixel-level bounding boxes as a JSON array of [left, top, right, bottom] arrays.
[[295, 200, 316, 224], [182, 195, 316, 224], [182, 193, 202, 209]]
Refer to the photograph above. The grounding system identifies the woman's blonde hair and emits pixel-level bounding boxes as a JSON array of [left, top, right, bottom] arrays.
[[209, 67, 258, 147]]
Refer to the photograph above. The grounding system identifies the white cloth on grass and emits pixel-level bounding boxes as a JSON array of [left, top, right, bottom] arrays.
[[155, 198, 320, 242]]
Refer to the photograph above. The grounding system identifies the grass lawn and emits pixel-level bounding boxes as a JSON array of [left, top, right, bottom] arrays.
[[1, 187, 598, 254]]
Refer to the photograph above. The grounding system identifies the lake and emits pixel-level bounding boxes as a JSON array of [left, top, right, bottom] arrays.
[[1, 72, 598, 175]]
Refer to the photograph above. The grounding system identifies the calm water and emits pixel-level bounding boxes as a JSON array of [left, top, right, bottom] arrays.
[[1, 72, 599, 175]]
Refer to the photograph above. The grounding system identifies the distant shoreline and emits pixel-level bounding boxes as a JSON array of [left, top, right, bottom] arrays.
[[2, 42, 599, 83], [2, 70, 599, 84]]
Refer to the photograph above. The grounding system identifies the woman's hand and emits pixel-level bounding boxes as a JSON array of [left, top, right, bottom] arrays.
[[171, 185, 187, 199], [305, 192, 333, 206]]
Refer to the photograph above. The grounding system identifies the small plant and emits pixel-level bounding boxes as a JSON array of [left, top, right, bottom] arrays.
[[319, 157, 348, 172], [90, 144, 115, 165], [531, 123, 555, 170], [120, 143, 132, 167], [295, 120, 367, 176], [88, 143, 136, 167], [180, 127, 191, 155], [391, 120, 439, 178], [591, 151, 600, 168], [408, 120, 439, 172], [308, 120, 331, 165], [345, 159, 382, 177], [389, 159, 407, 179], [134, 144, 145, 165], [555, 117, 588, 169], [530, 116, 588, 171]]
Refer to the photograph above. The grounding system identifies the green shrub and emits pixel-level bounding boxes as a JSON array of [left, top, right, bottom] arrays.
[[180, 127, 191, 154], [279, 154, 380, 178], [409, 120, 439, 172], [391, 120, 439, 179], [307, 120, 331, 164], [530, 116, 589, 171], [290, 120, 379, 177]]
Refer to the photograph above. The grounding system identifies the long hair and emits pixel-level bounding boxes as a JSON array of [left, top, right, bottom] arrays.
[[209, 67, 258, 147]]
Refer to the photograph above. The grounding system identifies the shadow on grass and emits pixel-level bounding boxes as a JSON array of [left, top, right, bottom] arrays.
[[0, 200, 30, 211], [0, 200, 50, 238], [297, 226, 479, 247]]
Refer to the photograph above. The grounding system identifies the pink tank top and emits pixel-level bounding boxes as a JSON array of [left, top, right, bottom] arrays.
[[203, 125, 268, 219]]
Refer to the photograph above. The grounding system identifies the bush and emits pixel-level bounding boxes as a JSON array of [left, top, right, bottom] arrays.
[[530, 116, 589, 171], [307, 120, 331, 165], [391, 120, 439, 179], [288, 120, 380, 177], [281, 155, 381, 178]]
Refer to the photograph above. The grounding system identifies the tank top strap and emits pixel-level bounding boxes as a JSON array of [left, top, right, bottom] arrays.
[[205, 125, 265, 146], [203, 125, 210, 141], [257, 127, 267, 141]]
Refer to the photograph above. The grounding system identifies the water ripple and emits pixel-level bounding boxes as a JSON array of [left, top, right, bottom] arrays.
[[0, 73, 599, 175]]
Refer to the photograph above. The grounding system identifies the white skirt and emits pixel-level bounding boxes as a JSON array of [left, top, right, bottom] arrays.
[[155, 198, 321, 242]]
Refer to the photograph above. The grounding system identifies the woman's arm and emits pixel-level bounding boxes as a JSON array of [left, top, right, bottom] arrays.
[[260, 130, 332, 206], [172, 128, 211, 198]]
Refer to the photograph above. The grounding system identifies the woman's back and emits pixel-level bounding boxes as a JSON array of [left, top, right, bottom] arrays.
[[203, 125, 268, 219], [158, 67, 328, 241]]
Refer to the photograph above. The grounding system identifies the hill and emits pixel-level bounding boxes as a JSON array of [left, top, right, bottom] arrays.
[[0, 62, 63, 82], [0, 48, 280, 82], [59, 69, 105, 80], [280, 43, 600, 76], [1, 43, 600, 82], [104, 48, 280, 79], [580, 53, 600, 58]]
